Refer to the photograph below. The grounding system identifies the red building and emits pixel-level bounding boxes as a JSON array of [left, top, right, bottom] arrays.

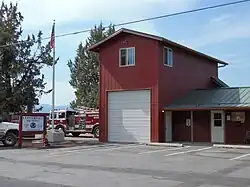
[[89, 28, 250, 145]]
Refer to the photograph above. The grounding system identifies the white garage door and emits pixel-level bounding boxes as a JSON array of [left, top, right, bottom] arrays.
[[108, 90, 151, 143]]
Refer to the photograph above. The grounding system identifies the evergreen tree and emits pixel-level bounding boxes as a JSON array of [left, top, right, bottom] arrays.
[[0, 1, 53, 117], [68, 23, 115, 108]]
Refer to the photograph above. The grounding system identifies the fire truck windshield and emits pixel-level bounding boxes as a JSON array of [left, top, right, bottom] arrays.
[[50, 113, 57, 119], [58, 112, 65, 119]]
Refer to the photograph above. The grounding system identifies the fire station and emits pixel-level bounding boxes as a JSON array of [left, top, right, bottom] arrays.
[[88, 28, 250, 145]]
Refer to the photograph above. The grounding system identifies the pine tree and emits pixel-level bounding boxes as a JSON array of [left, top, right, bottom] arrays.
[[68, 23, 115, 108], [0, 1, 53, 117]]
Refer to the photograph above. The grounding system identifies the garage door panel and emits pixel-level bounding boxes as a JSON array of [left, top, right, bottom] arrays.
[[108, 92, 149, 101], [108, 90, 151, 143], [108, 110, 150, 118], [108, 100, 150, 104], [108, 120, 150, 126], [108, 103, 150, 110], [109, 124, 149, 130]]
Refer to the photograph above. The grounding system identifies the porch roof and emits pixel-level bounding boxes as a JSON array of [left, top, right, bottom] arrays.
[[164, 87, 250, 110]]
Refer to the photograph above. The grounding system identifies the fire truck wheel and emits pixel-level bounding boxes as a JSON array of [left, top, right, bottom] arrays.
[[72, 132, 81, 137], [93, 126, 99, 138]]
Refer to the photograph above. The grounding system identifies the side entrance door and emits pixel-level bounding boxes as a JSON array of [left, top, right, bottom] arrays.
[[211, 110, 225, 143], [165, 111, 172, 142]]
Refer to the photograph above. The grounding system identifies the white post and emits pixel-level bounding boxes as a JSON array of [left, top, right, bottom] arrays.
[[51, 20, 56, 130], [191, 111, 193, 142]]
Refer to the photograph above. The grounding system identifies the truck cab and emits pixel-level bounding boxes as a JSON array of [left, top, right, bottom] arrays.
[[0, 117, 19, 146]]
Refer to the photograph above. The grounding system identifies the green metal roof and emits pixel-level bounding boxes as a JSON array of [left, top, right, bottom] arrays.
[[165, 87, 250, 110]]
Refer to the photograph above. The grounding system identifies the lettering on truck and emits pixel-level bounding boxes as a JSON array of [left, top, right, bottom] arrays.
[[85, 113, 99, 129]]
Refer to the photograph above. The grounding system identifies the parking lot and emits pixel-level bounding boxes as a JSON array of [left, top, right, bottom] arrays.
[[0, 143, 250, 187]]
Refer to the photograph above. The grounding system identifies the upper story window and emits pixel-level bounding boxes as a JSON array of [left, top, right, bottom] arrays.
[[119, 47, 135, 67], [163, 47, 173, 67]]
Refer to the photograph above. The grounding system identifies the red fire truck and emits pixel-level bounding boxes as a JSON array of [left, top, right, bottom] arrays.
[[47, 108, 99, 138]]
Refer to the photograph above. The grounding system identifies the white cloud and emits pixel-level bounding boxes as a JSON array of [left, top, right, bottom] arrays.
[[210, 14, 233, 23], [6, 0, 198, 29], [183, 14, 250, 48]]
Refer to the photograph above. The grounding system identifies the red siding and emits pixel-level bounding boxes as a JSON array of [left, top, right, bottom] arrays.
[[225, 111, 250, 144], [172, 111, 211, 143], [193, 111, 211, 142], [94, 31, 220, 143], [172, 110, 250, 145], [98, 33, 160, 142], [172, 111, 191, 142], [158, 43, 218, 141]]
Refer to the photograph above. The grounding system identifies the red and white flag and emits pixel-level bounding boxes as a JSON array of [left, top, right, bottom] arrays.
[[50, 22, 55, 49]]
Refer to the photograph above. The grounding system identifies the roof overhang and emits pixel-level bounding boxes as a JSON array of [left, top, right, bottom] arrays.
[[211, 76, 229, 88], [88, 28, 228, 65], [163, 106, 250, 111], [88, 28, 162, 52], [163, 87, 250, 111]]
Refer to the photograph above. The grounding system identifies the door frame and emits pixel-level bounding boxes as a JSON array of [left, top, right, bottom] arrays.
[[211, 110, 225, 143], [165, 111, 172, 142], [107, 89, 151, 143]]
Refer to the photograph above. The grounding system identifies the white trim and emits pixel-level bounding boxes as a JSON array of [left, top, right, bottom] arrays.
[[119, 47, 136, 67], [88, 28, 162, 51], [107, 90, 151, 143], [191, 111, 193, 142], [211, 110, 225, 143], [163, 46, 173, 67]]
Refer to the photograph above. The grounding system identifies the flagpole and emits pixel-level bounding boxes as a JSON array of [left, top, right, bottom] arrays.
[[51, 19, 56, 130]]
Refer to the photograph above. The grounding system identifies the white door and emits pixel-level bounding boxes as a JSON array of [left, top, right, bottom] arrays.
[[165, 111, 172, 142], [211, 110, 225, 143], [108, 90, 151, 143]]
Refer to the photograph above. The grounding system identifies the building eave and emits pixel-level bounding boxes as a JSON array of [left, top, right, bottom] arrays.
[[161, 39, 228, 65], [163, 106, 250, 111], [88, 28, 163, 52], [88, 28, 229, 65]]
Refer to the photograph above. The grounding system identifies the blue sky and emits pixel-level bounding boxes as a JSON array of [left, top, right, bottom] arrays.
[[8, 0, 250, 105]]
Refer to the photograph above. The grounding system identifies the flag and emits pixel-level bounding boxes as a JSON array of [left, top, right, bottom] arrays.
[[50, 22, 55, 49]]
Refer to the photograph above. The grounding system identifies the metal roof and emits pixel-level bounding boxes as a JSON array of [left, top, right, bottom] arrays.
[[88, 28, 228, 65], [164, 87, 250, 110]]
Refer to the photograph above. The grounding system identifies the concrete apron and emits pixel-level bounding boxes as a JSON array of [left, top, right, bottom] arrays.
[[148, 142, 250, 149], [146, 142, 184, 147], [213, 144, 250, 149]]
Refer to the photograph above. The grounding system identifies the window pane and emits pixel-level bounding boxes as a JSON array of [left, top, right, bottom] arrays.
[[128, 48, 135, 65], [58, 112, 65, 118], [164, 48, 168, 65], [214, 119, 222, 127], [214, 113, 222, 120], [168, 49, 173, 66], [50, 113, 57, 119], [120, 49, 127, 66]]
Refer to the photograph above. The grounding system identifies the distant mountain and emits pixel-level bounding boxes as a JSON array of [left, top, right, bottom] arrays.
[[36, 104, 70, 113]]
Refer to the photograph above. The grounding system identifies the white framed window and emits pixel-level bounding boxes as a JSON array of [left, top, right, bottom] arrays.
[[213, 112, 222, 127], [163, 47, 173, 67], [119, 47, 135, 67]]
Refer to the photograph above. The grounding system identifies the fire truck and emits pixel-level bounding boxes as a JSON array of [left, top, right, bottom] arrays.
[[47, 108, 99, 138]]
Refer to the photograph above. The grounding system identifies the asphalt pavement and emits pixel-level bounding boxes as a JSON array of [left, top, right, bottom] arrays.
[[0, 176, 72, 187], [0, 141, 250, 187]]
